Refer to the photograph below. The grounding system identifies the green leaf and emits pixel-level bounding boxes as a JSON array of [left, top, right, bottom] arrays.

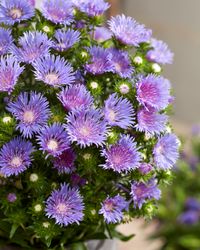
[[9, 223, 19, 239], [178, 235, 200, 248], [70, 242, 88, 250], [112, 231, 135, 242]]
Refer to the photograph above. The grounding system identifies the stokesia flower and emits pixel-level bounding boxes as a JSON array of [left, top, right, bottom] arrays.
[[33, 55, 75, 87], [45, 183, 84, 226], [0, 55, 24, 93], [53, 29, 80, 52], [131, 179, 161, 209], [0, 0, 34, 25], [0, 28, 13, 56], [0, 137, 34, 177], [53, 148, 76, 174], [146, 38, 174, 65], [178, 211, 199, 225], [99, 195, 129, 223], [108, 14, 152, 46], [7, 92, 51, 138], [41, 0, 74, 25], [65, 108, 108, 148], [153, 134, 180, 170], [100, 134, 141, 173], [135, 107, 168, 136], [104, 93, 134, 129], [93, 27, 112, 43], [10, 31, 52, 64], [85, 46, 113, 75], [37, 123, 70, 157], [136, 74, 171, 111], [138, 163, 153, 175]]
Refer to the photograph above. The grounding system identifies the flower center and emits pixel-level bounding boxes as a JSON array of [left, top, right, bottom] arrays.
[[114, 62, 122, 72], [112, 154, 123, 165], [80, 126, 91, 137], [9, 8, 22, 20], [47, 139, 58, 151], [56, 203, 68, 214], [119, 84, 130, 94], [23, 110, 35, 123], [10, 156, 22, 168], [107, 109, 116, 122], [104, 201, 114, 211], [45, 73, 59, 85], [156, 145, 164, 154]]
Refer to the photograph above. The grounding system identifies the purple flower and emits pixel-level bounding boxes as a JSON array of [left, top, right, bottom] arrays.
[[146, 38, 174, 65], [0, 137, 34, 177], [45, 183, 84, 226], [93, 27, 112, 43], [178, 211, 199, 225], [0, 55, 24, 93], [53, 148, 76, 174], [10, 31, 52, 64], [41, 0, 74, 25], [0, 0, 34, 25], [104, 93, 134, 129], [7, 193, 17, 203], [37, 123, 70, 157], [99, 195, 129, 223], [108, 14, 152, 46], [108, 49, 134, 78], [131, 179, 161, 209], [185, 198, 200, 211], [58, 84, 94, 111], [136, 74, 171, 111], [100, 134, 141, 173], [27, 0, 35, 7], [135, 107, 168, 136], [0, 28, 13, 55], [53, 29, 80, 52], [138, 163, 153, 175], [33, 55, 75, 87], [85, 46, 113, 75], [65, 108, 108, 148], [153, 134, 179, 170], [70, 173, 86, 187], [73, 0, 110, 17], [7, 92, 51, 138]]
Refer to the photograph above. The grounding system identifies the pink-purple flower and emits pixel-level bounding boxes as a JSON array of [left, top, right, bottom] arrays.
[[0, 28, 13, 56], [93, 27, 112, 43]]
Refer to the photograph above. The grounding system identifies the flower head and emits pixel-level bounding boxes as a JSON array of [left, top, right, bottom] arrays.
[[7, 193, 17, 203], [146, 38, 174, 65], [53, 29, 80, 52], [178, 211, 199, 225], [7, 92, 51, 138], [138, 163, 153, 175], [10, 31, 52, 64], [108, 14, 152, 46], [100, 134, 141, 173], [136, 74, 171, 111], [153, 134, 180, 170], [53, 148, 76, 174], [0, 0, 34, 25], [93, 27, 112, 43], [58, 84, 94, 111], [65, 108, 108, 148], [37, 123, 70, 157], [104, 93, 134, 129], [185, 198, 200, 211], [0, 55, 24, 93], [0, 28, 13, 55], [33, 55, 75, 87], [99, 195, 129, 223], [45, 183, 84, 226], [131, 179, 161, 209], [70, 173, 86, 187], [41, 0, 74, 25], [0, 137, 34, 177]]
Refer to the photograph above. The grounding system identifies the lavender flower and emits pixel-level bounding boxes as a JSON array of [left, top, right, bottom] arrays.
[[135, 107, 168, 136], [99, 195, 129, 223], [7, 193, 17, 203], [0, 28, 13, 55], [100, 134, 141, 173], [10, 31, 52, 64], [138, 163, 153, 175], [53, 29, 80, 52], [0, 0, 34, 25], [37, 123, 70, 157], [0, 137, 34, 177], [33, 55, 75, 87], [108, 14, 152, 46], [136, 74, 171, 111], [178, 211, 199, 225], [73, 0, 110, 17], [185, 198, 200, 211], [65, 108, 108, 148], [7, 92, 51, 138], [58, 84, 94, 111], [108, 49, 134, 78], [85, 46, 113, 75], [53, 148, 76, 174], [41, 0, 74, 25], [131, 179, 161, 209], [70, 173, 86, 187], [0, 55, 24, 93], [104, 93, 134, 129], [45, 183, 84, 226], [146, 38, 174, 65], [93, 27, 112, 43], [153, 134, 179, 170]]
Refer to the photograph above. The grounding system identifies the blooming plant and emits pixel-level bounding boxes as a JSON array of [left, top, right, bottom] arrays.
[[0, 0, 179, 249]]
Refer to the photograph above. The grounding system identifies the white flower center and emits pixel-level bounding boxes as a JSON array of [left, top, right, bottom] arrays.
[[114, 62, 122, 72], [80, 126, 91, 137], [90, 81, 98, 89], [11, 156, 22, 168], [45, 73, 59, 85], [107, 109, 116, 122], [9, 8, 22, 19], [156, 145, 164, 154], [29, 173, 39, 182], [119, 84, 130, 94], [23, 110, 35, 123], [56, 203, 68, 214], [112, 155, 122, 165], [47, 139, 58, 151]]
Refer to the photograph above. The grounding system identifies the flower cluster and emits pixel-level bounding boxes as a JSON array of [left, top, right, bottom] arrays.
[[0, 0, 179, 248]]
